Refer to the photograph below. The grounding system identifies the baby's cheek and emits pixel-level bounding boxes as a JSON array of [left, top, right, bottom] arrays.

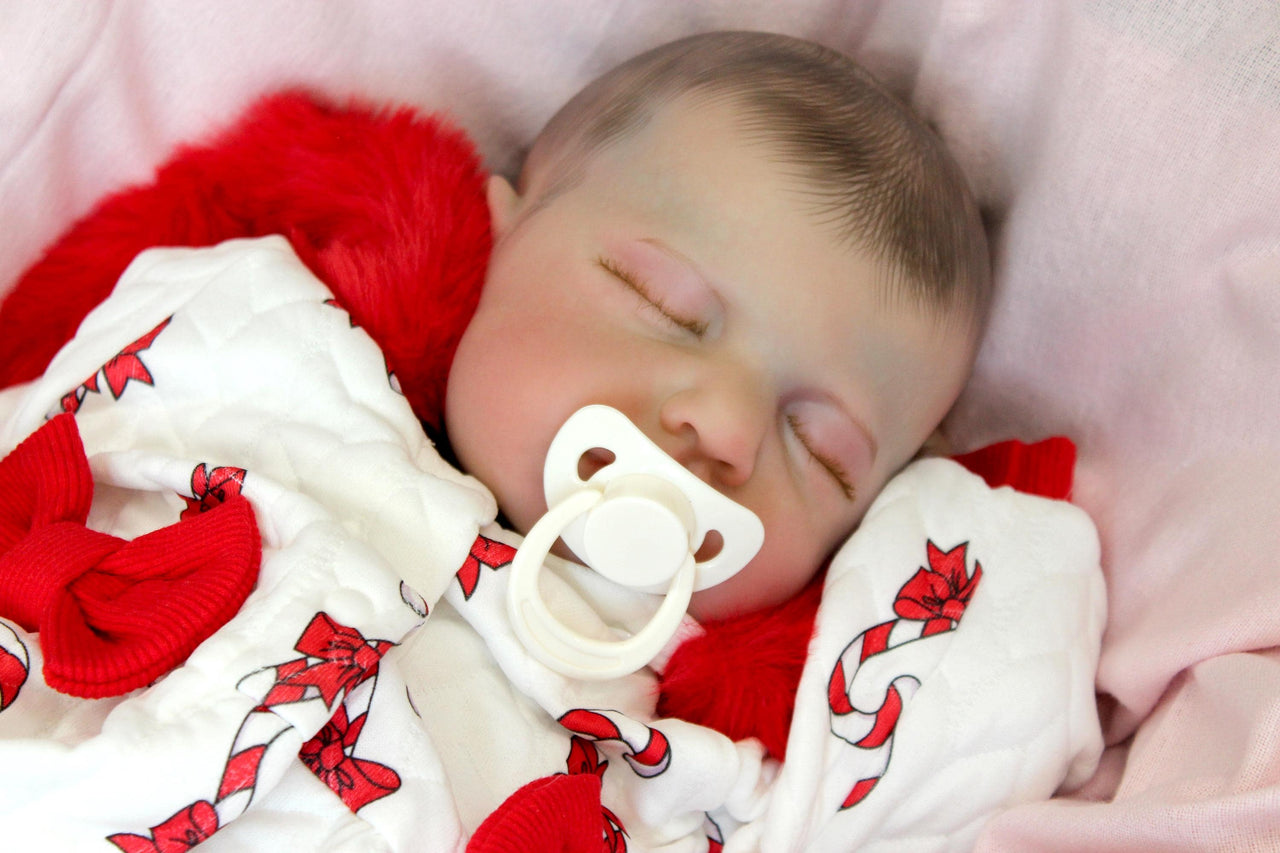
[[764, 524, 826, 594], [688, 527, 823, 619], [447, 340, 540, 512]]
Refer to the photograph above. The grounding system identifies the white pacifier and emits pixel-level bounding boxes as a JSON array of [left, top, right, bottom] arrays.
[[507, 405, 764, 679]]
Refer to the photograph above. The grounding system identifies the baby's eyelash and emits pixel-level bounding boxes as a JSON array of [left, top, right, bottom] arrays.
[[787, 413, 856, 501], [596, 255, 708, 338]]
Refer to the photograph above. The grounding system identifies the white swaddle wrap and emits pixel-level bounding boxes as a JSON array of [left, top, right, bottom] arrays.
[[0, 237, 1104, 852]]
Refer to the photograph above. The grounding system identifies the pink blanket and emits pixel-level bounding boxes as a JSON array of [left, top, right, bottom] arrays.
[[4, 2, 1279, 849]]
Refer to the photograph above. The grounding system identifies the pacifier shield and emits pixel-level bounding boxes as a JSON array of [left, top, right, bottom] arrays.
[[543, 405, 763, 593], [580, 474, 694, 588], [506, 405, 764, 679]]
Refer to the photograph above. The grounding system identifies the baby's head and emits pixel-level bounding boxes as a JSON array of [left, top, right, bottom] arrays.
[[446, 31, 990, 619]]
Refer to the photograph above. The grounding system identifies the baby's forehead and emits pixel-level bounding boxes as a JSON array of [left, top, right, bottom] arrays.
[[530, 91, 796, 205], [578, 95, 826, 214], [536, 93, 981, 336]]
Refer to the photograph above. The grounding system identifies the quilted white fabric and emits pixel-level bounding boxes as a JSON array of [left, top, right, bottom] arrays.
[[0, 238, 1103, 851], [0, 237, 495, 850]]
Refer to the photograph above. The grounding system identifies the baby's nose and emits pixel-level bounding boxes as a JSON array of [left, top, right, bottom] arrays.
[[658, 366, 771, 488]]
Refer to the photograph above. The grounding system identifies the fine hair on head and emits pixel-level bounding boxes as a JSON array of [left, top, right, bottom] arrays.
[[522, 30, 992, 330]]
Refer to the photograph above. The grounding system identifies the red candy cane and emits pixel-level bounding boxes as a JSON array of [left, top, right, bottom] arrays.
[[0, 620, 29, 712], [559, 707, 672, 778], [827, 541, 982, 809], [109, 612, 396, 851]]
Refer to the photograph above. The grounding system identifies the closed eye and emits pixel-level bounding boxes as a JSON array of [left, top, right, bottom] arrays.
[[787, 413, 856, 501], [597, 255, 709, 338]]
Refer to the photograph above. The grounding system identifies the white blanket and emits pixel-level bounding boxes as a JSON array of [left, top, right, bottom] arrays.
[[0, 237, 1103, 851]]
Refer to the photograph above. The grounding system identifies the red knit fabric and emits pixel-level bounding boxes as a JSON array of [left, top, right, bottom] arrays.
[[0, 415, 261, 698], [467, 774, 605, 853], [952, 436, 1077, 500]]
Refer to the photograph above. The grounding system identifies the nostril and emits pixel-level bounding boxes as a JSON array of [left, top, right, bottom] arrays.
[[693, 529, 724, 562], [577, 447, 616, 482]]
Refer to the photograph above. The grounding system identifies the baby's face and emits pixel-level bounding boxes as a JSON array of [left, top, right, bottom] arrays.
[[445, 97, 976, 620]]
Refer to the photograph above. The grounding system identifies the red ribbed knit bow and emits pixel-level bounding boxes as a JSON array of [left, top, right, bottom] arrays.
[[0, 415, 260, 698]]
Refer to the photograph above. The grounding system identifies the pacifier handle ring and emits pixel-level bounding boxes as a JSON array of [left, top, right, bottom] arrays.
[[506, 489, 697, 680]]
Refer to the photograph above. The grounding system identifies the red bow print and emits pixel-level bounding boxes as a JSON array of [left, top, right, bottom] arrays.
[[107, 800, 219, 853], [567, 735, 608, 778], [0, 415, 261, 698], [258, 613, 393, 709], [180, 463, 247, 520], [563, 736, 629, 852], [456, 534, 516, 600], [102, 316, 171, 398], [60, 372, 99, 415], [60, 317, 172, 415], [300, 704, 401, 812], [893, 541, 982, 636]]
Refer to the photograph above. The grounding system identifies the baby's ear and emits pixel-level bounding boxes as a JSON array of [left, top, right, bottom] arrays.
[[486, 175, 521, 240]]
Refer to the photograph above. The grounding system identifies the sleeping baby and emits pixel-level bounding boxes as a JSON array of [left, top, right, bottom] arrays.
[[0, 31, 1104, 852]]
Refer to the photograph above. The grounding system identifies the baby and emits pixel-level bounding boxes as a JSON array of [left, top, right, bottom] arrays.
[[447, 31, 991, 620]]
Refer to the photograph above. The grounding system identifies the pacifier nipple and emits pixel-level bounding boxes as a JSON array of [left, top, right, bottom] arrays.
[[506, 405, 764, 679]]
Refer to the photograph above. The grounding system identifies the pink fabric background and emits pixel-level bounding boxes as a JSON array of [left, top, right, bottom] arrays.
[[2, 1, 1278, 848]]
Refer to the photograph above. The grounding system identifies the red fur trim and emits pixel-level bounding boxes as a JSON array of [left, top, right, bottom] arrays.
[[0, 91, 491, 430], [657, 575, 824, 761]]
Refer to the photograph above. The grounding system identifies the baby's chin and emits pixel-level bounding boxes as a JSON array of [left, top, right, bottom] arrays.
[[685, 590, 730, 623], [686, 587, 753, 623]]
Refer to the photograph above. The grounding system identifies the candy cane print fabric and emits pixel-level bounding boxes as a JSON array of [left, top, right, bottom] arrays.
[[0, 621, 29, 711], [558, 708, 672, 779], [753, 458, 1105, 853], [106, 613, 399, 851], [555, 710, 730, 852], [0, 238, 492, 850], [428, 524, 777, 850], [826, 540, 982, 809]]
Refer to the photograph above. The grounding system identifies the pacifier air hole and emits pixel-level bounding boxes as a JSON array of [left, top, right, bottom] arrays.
[[693, 530, 724, 562], [576, 447, 616, 482]]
